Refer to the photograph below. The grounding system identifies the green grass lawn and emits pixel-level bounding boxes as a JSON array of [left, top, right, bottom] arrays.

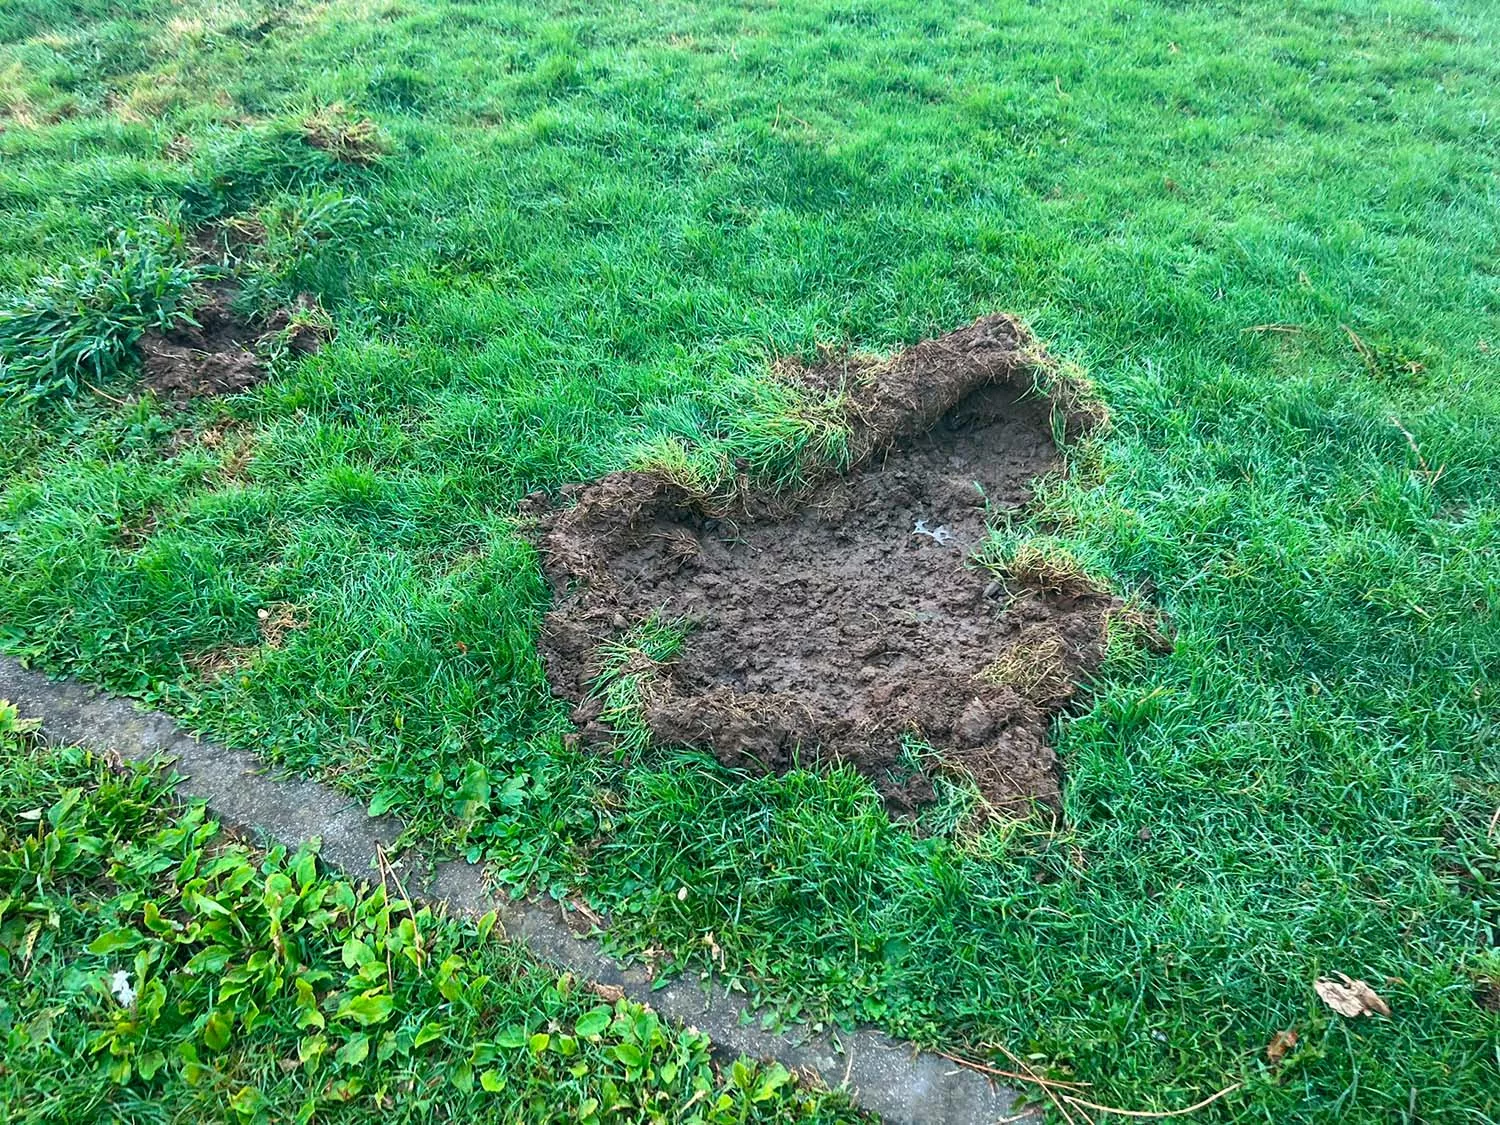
[[2, 0, 1498, 1120]]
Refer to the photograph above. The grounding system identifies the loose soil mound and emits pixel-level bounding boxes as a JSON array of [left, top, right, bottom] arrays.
[[139, 287, 323, 399], [539, 315, 1119, 816]]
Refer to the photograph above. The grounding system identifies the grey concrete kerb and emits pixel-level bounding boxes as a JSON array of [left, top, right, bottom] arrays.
[[0, 657, 1033, 1124]]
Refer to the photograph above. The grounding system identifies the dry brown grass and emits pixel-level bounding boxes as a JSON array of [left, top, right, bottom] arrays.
[[1104, 600, 1174, 655], [980, 633, 1073, 699], [256, 603, 309, 648], [186, 643, 259, 680], [1016, 344, 1110, 442], [300, 103, 390, 164], [650, 527, 702, 567], [163, 420, 257, 481], [186, 603, 308, 680], [1001, 541, 1110, 599]]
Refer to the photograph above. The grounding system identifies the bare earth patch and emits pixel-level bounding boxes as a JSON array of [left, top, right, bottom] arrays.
[[539, 315, 1123, 816], [138, 287, 324, 399]]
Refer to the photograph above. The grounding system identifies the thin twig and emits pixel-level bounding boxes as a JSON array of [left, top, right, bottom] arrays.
[[1059, 1082, 1243, 1119], [968, 1043, 1241, 1121], [371, 851, 397, 991], [83, 381, 129, 406], [568, 897, 604, 929], [375, 842, 426, 965], [984, 1041, 1089, 1125], [933, 1049, 1089, 1090], [1389, 416, 1429, 473], [1342, 324, 1379, 379], [375, 843, 420, 917], [1388, 415, 1443, 481]]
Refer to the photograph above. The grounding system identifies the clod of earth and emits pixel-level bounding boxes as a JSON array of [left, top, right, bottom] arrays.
[[138, 286, 325, 399], [539, 314, 1131, 816]]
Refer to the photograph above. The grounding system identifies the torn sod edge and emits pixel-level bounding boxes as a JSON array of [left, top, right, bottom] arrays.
[[689, 317, 1109, 506]]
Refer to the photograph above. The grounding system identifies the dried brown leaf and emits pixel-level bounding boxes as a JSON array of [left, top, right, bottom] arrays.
[[587, 981, 625, 1003], [1265, 1029, 1298, 1064], [1315, 973, 1391, 1018]]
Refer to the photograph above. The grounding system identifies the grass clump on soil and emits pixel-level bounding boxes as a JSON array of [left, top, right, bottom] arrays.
[[589, 614, 690, 761], [1, 0, 1498, 1120], [298, 103, 391, 167], [0, 700, 853, 1124]]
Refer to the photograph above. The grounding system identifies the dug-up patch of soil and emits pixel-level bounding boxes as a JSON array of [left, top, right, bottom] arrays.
[[539, 315, 1132, 817], [138, 287, 325, 400]]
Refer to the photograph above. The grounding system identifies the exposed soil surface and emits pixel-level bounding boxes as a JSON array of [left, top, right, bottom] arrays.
[[138, 287, 324, 399], [539, 315, 1122, 816], [1478, 979, 1500, 1013]]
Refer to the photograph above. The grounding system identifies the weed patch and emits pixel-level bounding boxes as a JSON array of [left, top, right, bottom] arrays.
[[0, 223, 198, 404], [0, 700, 854, 1123]]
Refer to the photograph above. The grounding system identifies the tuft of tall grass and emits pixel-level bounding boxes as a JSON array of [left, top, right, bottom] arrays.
[[0, 221, 198, 404]]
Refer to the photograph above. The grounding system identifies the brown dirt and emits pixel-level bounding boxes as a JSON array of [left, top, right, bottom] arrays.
[[538, 314, 1124, 817], [138, 287, 324, 400], [1478, 979, 1500, 1013], [192, 217, 268, 262]]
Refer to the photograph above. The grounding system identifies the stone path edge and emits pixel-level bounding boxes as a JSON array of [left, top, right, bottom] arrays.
[[0, 656, 1031, 1125]]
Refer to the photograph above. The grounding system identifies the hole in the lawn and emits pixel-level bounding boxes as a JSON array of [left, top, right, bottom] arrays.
[[138, 284, 327, 400], [538, 315, 1128, 819]]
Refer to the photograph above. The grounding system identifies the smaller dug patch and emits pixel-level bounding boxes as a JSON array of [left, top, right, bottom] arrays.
[[539, 315, 1121, 816], [138, 286, 325, 399]]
